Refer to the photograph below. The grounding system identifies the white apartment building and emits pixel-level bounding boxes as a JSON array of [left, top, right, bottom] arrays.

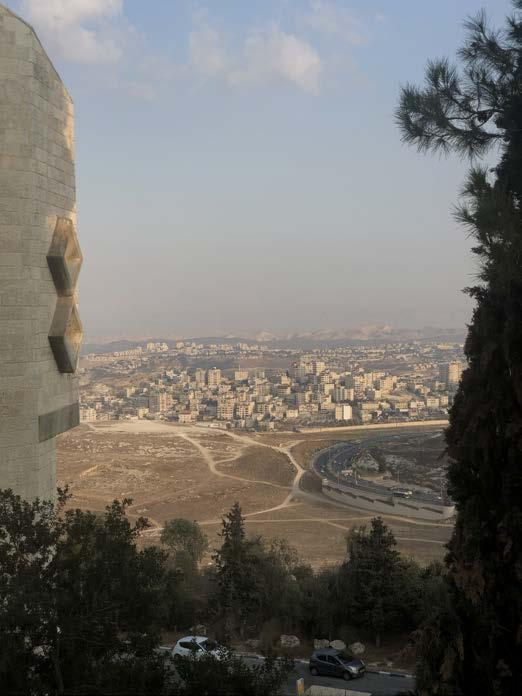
[[367, 388, 381, 400], [375, 375, 395, 392], [195, 368, 206, 386], [79, 406, 97, 422], [312, 360, 326, 376], [292, 361, 311, 382], [207, 368, 222, 388], [439, 361, 463, 387], [237, 402, 255, 419], [426, 396, 441, 409], [351, 374, 366, 397], [149, 391, 170, 413], [217, 396, 235, 420], [335, 404, 353, 421]]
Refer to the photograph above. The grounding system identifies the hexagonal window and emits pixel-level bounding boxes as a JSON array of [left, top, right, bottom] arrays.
[[48, 298, 83, 373], [46, 217, 83, 296]]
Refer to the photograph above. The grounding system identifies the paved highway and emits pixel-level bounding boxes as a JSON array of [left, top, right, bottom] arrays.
[[287, 661, 414, 695], [243, 657, 415, 695], [313, 431, 448, 507]]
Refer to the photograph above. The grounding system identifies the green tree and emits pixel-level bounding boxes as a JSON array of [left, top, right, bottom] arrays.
[[397, 4, 522, 694], [297, 565, 338, 640], [169, 652, 293, 696], [262, 539, 306, 632], [161, 519, 210, 631], [413, 563, 461, 696], [161, 518, 208, 567], [212, 502, 264, 638], [340, 517, 418, 647], [0, 490, 60, 694], [0, 489, 169, 695]]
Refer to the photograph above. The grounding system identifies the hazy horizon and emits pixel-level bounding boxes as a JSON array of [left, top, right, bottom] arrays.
[[12, 0, 511, 338], [82, 324, 467, 346]]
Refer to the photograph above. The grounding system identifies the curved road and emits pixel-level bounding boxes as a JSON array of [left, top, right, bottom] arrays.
[[313, 431, 448, 507], [94, 421, 449, 535]]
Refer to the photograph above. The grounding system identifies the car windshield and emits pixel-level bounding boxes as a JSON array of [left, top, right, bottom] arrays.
[[201, 639, 218, 651], [338, 652, 355, 663], [179, 641, 201, 651]]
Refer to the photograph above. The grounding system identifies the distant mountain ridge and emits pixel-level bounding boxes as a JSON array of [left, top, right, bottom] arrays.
[[82, 325, 466, 355]]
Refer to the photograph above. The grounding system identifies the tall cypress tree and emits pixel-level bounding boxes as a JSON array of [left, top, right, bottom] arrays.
[[397, 4, 522, 694], [341, 517, 414, 648], [213, 502, 261, 638]]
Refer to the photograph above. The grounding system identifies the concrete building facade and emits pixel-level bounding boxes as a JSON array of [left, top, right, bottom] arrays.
[[207, 367, 222, 388], [0, 5, 82, 500], [439, 361, 463, 388], [334, 404, 353, 421]]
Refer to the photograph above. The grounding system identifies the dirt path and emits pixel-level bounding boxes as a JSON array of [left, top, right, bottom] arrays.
[[237, 443, 305, 517], [92, 421, 452, 535], [98, 422, 293, 529], [95, 421, 288, 490], [199, 515, 447, 546], [176, 430, 290, 491]]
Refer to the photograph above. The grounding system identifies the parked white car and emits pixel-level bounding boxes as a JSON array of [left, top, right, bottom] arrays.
[[160, 636, 224, 661]]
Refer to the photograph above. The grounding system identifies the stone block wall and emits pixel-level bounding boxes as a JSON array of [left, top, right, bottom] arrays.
[[0, 5, 81, 500]]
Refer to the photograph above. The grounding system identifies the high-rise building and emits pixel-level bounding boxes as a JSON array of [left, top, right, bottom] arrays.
[[312, 360, 326, 376], [79, 407, 97, 422], [439, 361, 463, 387], [333, 386, 353, 403], [375, 375, 395, 392], [291, 360, 312, 382], [292, 363, 308, 382], [207, 368, 222, 388], [351, 374, 366, 398], [0, 6, 82, 501], [194, 368, 206, 386], [364, 372, 374, 389], [335, 404, 353, 421], [148, 391, 170, 413], [217, 396, 235, 420]]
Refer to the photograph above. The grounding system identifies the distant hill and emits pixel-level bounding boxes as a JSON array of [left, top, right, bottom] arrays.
[[82, 325, 466, 355], [274, 325, 466, 344]]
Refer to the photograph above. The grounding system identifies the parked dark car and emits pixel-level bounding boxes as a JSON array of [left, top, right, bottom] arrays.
[[309, 648, 365, 680]]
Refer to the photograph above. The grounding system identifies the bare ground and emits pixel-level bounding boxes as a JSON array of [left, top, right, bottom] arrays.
[[57, 421, 452, 567]]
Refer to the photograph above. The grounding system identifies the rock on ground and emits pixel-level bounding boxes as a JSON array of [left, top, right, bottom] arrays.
[[349, 641, 365, 655], [280, 635, 300, 648], [329, 639, 346, 650]]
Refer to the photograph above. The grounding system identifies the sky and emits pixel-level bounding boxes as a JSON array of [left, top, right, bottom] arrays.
[[11, 0, 513, 340]]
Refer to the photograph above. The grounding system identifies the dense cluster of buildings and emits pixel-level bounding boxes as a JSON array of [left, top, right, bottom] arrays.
[[79, 340, 463, 430]]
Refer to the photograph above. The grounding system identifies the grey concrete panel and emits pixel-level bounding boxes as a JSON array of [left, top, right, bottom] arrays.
[[46, 217, 82, 296], [48, 297, 83, 373], [38, 402, 80, 442], [0, 4, 82, 501]]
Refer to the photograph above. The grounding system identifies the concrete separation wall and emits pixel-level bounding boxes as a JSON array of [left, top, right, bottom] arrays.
[[312, 433, 455, 521], [321, 480, 455, 521], [300, 419, 448, 434], [305, 686, 371, 696]]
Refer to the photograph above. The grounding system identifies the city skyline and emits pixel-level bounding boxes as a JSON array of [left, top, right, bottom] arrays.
[[80, 336, 463, 430], [11, 0, 511, 338]]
